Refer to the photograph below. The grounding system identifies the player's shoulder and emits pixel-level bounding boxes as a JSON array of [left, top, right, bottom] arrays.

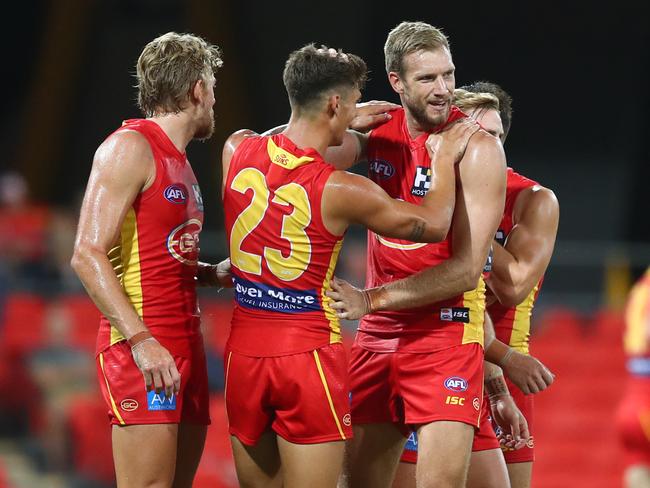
[[516, 184, 559, 211], [96, 128, 153, 166], [463, 129, 506, 170]]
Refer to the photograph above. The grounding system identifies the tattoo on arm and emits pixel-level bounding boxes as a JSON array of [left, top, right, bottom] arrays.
[[409, 221, 425, 242]]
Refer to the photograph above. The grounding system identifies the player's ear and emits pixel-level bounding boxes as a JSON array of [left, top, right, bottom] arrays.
[[388, 72, 403, 94], [191, 78, 205, 104], [326, 93, 340, 117]]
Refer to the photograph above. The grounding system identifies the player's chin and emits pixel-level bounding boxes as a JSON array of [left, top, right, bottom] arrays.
[[195, 120, 215, 141]]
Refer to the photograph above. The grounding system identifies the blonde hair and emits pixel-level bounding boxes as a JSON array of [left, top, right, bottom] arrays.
[[136, 32, 223, 117], [453, 89, 499, 113], [384, 21, 450, 74]]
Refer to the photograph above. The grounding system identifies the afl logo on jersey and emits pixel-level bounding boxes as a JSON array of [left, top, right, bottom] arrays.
[[444, 376, 468, 392], [167, 219, 202, 265], [369, 159, 395, 179], [164, 184, 188, 204]]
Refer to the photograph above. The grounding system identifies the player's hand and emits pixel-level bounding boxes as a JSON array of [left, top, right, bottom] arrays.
[[426, 118, 479, 164], [491, 394, 530, 450], [325, 277, 369, 320], [196, 258, 233, 288], [502, 351, 555, 394], [131, 339, 181, 398], [350, 101, 401, 133]]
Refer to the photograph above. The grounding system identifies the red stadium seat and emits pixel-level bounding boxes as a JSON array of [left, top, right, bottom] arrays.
[[65, 392, 114, 485], [58, 294, 101, 352], [0, 294, 46, 353], [200, 300, 234, 354], [194, 394, 238, 488]]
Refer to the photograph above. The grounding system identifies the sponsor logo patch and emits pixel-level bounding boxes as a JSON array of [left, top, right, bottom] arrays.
[[444, 376, 468, 392], [369, 159, 395, 180], [192, 184, 204, 211], [234, 276, 320, 313], [164, 184, 187, 204], [167, 219, 202, 266], [495, 229, 506, 245], [404, 432, 418, 451], [445, 395, 465, 405], [440, 307, 470, 323], [120, 399, 138, 412], [411, 166, 431, 196], [147, 391, 177, 411]]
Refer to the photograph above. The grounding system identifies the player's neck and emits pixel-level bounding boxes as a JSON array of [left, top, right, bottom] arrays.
[[283, 115, 330, 157], [403, 110, 431, 140], [148, 113, 194, 154]]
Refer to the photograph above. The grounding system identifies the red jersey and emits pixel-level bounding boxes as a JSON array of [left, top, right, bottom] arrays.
[[624, 268, 650, 375], [357, 107, 486, 353], [487, 168, 540, 354], [223, 134, 345, 357], [96, 119, 204, 357]]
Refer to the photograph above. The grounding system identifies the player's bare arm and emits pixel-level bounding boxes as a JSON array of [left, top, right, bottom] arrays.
[[324, 101, 398, 170], [484, 186, 558, 393], [322, 119, 478, 240], [328, 131, 506, 319], [487, 186, 559, 306], [221, 129, 258, 193], [71, 130, 180, 397]]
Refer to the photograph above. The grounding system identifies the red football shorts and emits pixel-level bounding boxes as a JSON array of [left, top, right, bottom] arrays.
[[400, 394, 499, 464], [616, 378, 650, 468], [350, 342, 484, 432], [96, 338, 210, 426], [224, 343, 352, 445], [497, 378, 534, 463]]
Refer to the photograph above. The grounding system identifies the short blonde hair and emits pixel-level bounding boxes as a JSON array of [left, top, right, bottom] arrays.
[[384, 21, 450, 74], [453, 89, 499, 113], [136, 32, 223, 117]]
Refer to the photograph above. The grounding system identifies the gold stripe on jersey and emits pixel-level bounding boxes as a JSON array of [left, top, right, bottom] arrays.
[[110, 208, 144, 345], [99, 352, 126, 425], [461, 276, 486, 347], [267, 138, 314, 170], [510, 284, 538, 354], [375, 233, 427, 251], [322, 239, 344, 344], [313, 350, 346, 440], [624, 270, 650, 356]]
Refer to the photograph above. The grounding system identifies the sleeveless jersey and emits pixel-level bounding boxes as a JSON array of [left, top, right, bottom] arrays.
[[96, 119, 204, 357], [357, 107, 486, 353], [223, 134, 344, 357], [487, 168, 540, 354], [623, 268, 650, 376]]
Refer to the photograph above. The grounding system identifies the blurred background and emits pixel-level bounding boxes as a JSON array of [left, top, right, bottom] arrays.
[[1, 0, 649, 486]]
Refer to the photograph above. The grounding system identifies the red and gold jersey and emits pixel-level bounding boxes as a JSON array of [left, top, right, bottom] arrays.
[[96, 119, 204, 357], [624, 268, 650, 375], [223, 134, 344, 357], [487, 168, 540, 354], [357, 107, 487, 353]]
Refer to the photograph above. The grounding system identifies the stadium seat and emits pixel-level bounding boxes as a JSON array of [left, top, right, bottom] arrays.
[[58, 294, 101, 352], [0, 294, 46, 353]]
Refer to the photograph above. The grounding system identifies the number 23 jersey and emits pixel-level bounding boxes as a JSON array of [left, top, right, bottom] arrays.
[[223, 134, 344, 357]]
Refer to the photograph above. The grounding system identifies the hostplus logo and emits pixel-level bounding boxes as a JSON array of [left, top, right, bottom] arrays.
[[410, 166, 431, 196]]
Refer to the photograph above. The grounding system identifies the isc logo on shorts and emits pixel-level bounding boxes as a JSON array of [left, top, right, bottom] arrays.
[[411, 166, 431, 196], [440, 307, 470, 323], [444, 376, 468, 392], [147, 391, 177, 411], [445, 395, 465, 405]]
